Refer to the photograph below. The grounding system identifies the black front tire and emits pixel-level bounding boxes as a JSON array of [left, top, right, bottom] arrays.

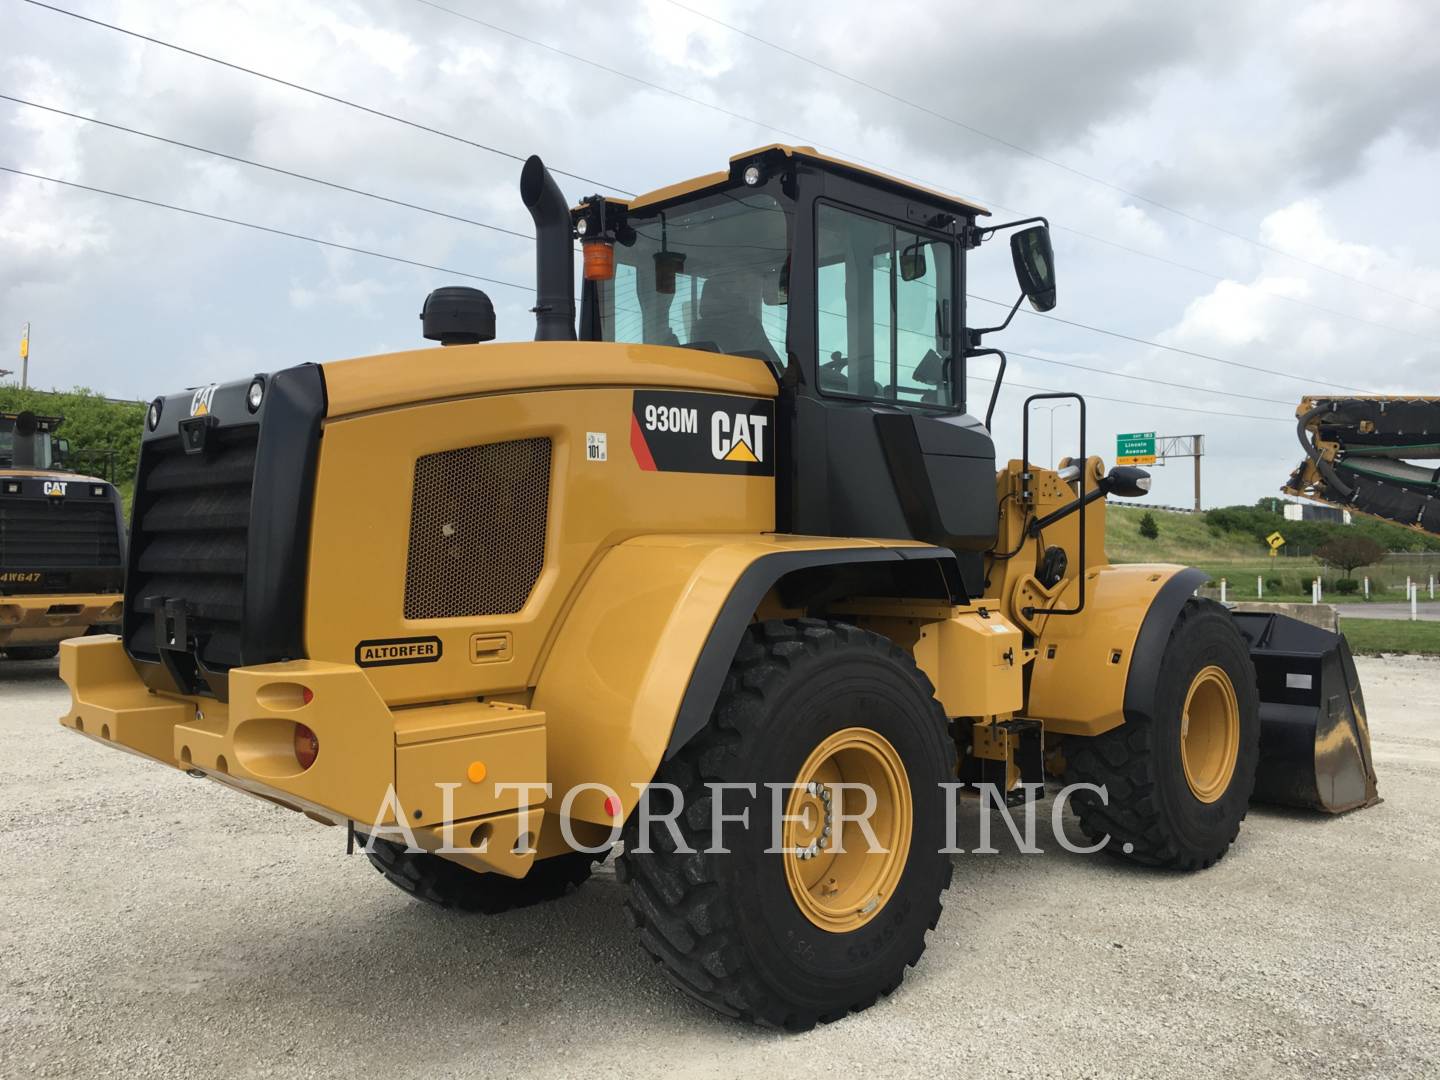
[[4, 645, 60, 661], [1064, 598, 1260, 870], [361, 837, 595, 914], [618, 619, 956, 1031]]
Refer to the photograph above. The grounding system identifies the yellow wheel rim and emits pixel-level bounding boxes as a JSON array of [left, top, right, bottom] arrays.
[[782, 727, 912, 932], [1180, 665, 1240, 803]]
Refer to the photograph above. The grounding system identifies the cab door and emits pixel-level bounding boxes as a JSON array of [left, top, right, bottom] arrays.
[[783, 180, 997, 581]]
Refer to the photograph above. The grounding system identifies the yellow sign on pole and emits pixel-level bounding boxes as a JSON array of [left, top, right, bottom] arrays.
[[1266, 531, 1285, 551], [18, 322, 28, 361]]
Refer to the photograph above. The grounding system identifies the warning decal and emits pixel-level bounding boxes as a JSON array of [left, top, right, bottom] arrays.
[[630, 391, 775, 477]]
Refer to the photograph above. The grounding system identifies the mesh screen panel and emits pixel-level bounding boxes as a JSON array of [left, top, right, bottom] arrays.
[[403, 437, 551, 619]]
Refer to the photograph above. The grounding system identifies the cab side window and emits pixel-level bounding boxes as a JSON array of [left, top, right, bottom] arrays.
[[816, 204, 955, 407]]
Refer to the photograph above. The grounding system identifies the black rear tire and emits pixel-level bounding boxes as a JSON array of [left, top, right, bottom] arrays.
[[5, 645, 59, 661], [618, 618, 956, 1031], [361, 837, 595, 914], [1064, 598, 1260, 870]]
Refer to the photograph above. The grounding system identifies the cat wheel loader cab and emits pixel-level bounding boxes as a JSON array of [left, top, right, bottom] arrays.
[[59, 145, 1377, 1031], [1, 410, 125, 660]]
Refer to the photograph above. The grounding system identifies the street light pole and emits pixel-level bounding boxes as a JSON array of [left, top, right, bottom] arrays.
[[1035, 403, 1073, 466]]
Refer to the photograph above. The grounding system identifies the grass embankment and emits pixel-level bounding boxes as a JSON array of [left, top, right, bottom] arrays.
[[1108, 506, 1440, 604], [1339, 618, 1440, 656]]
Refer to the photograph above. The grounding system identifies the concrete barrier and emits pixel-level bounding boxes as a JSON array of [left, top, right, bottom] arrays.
[[1229, 601, 1340, 633]]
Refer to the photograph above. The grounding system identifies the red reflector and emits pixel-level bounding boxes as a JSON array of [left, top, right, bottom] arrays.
[[294, 723, 319, 769], [301, 687, 314, 705], [603, 794, 622, 818]]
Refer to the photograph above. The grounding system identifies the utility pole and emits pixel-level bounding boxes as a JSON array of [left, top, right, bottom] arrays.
[[1153, 434, 1205, 512], [19, 322, 30, 389]]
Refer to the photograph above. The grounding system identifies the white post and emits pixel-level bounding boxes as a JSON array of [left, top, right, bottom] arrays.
[[1220, 578, 1227, 603], [1412, 582, 1419, 622], [1317, 577, 1323, 602], [1430, 575, 1435, 600], [1364, 576, 1370, 599], [1311, 579, 1319, 605], [1407, 576, 1412, 597], [1257, 575, 1263, 599]]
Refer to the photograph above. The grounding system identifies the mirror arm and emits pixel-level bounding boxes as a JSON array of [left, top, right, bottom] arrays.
[[976, 214, 1050, 243], [967, 292, 1024, 344]]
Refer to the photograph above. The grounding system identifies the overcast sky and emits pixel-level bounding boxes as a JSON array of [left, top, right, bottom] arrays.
[[4, 0, 1438, 507]]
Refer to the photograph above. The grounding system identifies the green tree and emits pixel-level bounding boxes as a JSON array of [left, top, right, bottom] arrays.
[[0, 385, 145, 482], [1139, 511, 1160, 540], [1315, 535, 1387, 578]]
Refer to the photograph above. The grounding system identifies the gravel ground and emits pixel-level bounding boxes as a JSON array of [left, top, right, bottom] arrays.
[[1, 656, 1437, 1079]]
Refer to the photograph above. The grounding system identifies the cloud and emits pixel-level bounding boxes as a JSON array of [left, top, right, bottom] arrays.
[[1, 0, 1437, 508]]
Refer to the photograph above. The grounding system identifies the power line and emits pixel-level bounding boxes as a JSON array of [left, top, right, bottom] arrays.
[[967, 371, 1289, 425], [3, 164, 1291, 427], [1005, 350, 1293, 405], [969, 294, 1373, 393], [413, 0, 1435, 353], [3, 5, 1389, 400], [0, 166, 532, 291], [666, 0, 1440, 316], [1, 95, 534, 240], [18, 0, 632, 196], [33, 0, 1428, 364]]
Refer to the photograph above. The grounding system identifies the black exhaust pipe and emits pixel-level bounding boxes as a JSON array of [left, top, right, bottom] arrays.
[[520, 155, 576, 342], [12, 411, 38, 468]]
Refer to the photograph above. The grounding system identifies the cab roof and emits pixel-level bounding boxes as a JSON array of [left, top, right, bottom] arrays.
[[623, 144, 990, 218]]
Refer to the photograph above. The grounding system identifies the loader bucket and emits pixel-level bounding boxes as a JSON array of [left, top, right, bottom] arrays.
[[1229, 611, 1380, 813]]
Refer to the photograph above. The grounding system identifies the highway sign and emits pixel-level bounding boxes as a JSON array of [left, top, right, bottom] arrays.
[[1116, 431, 1157, 465]]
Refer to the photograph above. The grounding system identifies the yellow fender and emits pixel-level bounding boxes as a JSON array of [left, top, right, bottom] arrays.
[[532, 533, 958, 826], [1026, 563, 1207, 737]]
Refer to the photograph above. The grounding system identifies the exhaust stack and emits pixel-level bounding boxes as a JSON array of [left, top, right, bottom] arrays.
[[520, 155, 576, 342]]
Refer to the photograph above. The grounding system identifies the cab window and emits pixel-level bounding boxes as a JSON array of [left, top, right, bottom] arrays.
[[816, 203, 955, 407], [597, 190, 792, 371]]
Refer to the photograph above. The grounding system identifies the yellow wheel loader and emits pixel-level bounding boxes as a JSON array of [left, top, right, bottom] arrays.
[[1, 410, 125, 661], [59, 146, 1377, 1030]]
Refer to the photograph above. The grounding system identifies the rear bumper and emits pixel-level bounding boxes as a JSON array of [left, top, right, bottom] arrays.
[[58, 636, 559, 876], [0, 593, 122, 647]]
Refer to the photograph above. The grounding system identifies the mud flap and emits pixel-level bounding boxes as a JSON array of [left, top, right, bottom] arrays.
[[1229, 611, 1379, 813]]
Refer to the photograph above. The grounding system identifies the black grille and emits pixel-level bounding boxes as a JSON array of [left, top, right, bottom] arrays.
[[125, 425, 258, 672], [0, 497, 122, 569]]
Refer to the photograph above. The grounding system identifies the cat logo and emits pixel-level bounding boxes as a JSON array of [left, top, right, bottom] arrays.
[[711, 411, 768, 463], [43, 480, 68, 497], [630, 390, 775, 477], [190, 384, 218, 417]]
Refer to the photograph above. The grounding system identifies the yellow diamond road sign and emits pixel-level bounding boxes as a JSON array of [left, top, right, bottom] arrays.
[[1267, 531, 1285, 550]]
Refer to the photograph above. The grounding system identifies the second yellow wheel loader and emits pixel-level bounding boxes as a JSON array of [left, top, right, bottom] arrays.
[[1, 410, 125, 660], [59, 145, 1377, 1030]]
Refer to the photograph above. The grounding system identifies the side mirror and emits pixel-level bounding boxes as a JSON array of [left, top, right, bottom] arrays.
[[55, 438, 70, 461], [1010, 225, 1056, 312], [1101, 465, 1151, 499], [899, 241, 928, 282]]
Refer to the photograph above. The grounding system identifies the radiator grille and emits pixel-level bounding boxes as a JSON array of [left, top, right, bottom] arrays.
[[0, 497, 121, 569], [404, 438, 551, 619], [124, 426, 257, 670]]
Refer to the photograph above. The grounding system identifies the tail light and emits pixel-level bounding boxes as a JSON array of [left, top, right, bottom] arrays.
[[294, 723, 319, 770]]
